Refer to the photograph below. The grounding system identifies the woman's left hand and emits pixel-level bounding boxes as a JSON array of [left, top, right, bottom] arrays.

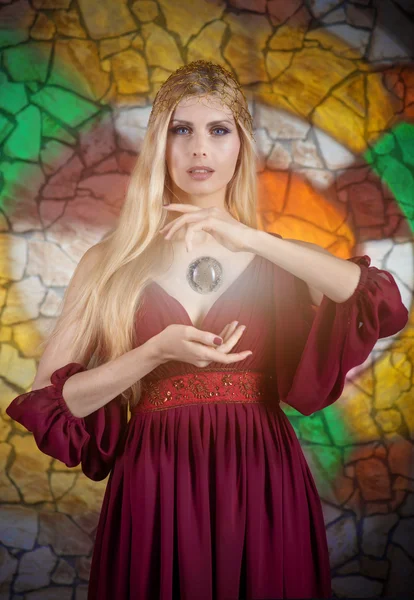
[[159, 204, 254, 253]]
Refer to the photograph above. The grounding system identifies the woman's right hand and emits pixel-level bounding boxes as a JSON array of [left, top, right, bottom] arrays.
[[155, 322, 252, 368]]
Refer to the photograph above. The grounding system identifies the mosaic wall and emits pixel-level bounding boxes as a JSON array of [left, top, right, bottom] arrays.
[[0, 0, 413, 597]]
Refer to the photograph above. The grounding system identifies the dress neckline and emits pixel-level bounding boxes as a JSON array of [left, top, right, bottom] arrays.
[[148, 253, 260, 330]]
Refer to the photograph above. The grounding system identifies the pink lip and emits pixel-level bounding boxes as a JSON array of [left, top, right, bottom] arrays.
[[187, 166, 214, 173], [188, 170, 214, 181]]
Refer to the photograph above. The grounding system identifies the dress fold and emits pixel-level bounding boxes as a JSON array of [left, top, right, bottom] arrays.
[[268, 233, 409, 415], [6, 362, 128, 481]]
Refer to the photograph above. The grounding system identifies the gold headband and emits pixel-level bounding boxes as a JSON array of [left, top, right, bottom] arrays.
[[148, 60, 254, 139]]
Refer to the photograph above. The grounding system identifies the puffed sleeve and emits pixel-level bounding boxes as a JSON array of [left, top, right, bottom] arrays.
[[5, 362, 128, 481], [269, 232, 409, 416]]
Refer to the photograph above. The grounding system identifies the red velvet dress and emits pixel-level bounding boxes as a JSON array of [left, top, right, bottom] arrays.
[[6, 233, 409, 600]]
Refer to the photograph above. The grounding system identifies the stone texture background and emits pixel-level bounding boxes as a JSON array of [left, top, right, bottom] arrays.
[[0, 0, 413, 598]]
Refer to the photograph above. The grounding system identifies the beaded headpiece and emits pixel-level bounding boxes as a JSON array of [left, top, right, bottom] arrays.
[[148, 60, 254, 139]]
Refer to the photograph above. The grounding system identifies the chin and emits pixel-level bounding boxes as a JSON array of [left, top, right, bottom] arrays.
[[178, 182, 221, 196]]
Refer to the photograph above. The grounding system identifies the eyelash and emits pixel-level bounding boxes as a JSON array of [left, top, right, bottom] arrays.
[[170, 126, 231, 136]]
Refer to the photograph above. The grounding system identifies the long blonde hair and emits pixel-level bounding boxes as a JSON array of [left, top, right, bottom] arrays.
[[41, 61, 259, 408]]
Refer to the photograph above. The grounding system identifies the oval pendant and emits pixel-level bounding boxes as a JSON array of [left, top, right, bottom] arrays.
[[186, 256, 223, 294]]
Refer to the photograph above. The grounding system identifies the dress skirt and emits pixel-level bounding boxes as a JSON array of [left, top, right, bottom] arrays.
[[89, 370, 332, 600]]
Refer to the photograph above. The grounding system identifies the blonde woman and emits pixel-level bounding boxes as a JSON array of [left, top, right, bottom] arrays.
[[7, 61, 408, 600]]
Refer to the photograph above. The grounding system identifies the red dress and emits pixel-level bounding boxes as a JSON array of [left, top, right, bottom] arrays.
[[6, 233, 409, 600]]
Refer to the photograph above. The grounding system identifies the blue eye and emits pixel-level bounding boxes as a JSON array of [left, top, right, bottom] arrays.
[[172, 126, 190, 135], [212, 127, 230, 136], [169, 126, 231, 136]]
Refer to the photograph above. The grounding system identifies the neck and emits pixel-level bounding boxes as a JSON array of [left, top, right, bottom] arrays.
[[167, 183, 228, 213], [163, 186, 231, 245]]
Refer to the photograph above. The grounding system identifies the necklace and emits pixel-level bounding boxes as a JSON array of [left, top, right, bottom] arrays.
[[186, 256, 223, 294]]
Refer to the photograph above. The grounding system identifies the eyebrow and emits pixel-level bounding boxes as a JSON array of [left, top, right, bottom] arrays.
[[170, 119, 234, 126]]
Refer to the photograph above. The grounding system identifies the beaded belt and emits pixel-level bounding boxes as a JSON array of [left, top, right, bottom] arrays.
[[131, 370, 275, 414]]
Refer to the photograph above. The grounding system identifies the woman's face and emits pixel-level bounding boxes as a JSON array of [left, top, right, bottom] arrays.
[[165, 95, 241, 201]]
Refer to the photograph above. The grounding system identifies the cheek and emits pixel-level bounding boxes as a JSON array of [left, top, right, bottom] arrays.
[[166, 139, 186, 168], [224, 132, 240, 154], [165, 143, 180, 175], [220, 137, 240, 167]]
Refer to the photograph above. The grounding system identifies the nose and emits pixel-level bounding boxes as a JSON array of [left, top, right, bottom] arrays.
[[190, 131, 208, 157]]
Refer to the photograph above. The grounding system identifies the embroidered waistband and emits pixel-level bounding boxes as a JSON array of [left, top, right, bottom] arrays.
[[131, 370, 274, 414]]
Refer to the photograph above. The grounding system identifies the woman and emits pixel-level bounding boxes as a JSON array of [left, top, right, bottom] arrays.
[[7, 61, 408, 599]]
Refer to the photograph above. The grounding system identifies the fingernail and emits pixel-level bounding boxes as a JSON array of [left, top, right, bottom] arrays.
[[241, 325, 246, 331], [214, 337, 223, 345]]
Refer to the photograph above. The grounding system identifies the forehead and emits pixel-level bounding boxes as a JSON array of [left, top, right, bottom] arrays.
[[171, 95, 235, 122]]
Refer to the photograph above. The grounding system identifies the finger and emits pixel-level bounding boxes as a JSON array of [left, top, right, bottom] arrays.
[[163, 217, 185, 239], [211, 349, 252, 363], [222, 321, 239, 340], [165, 213, 201, 240], [186, 221, 209, 252], [215, 322, 237, 347], [159, 222, 173, 234], [191, 329, 225, 347], [218, 322, 232, 339], [218, 324, 246, 352], [204, 322, 238, 347], [164, 223, 181, 239], [164, 203, 202, 213], [194, 326, 238, 348], [186, 228, 192, 253]]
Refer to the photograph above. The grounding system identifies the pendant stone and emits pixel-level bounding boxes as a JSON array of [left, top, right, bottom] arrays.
[[186, 256, 223, 294]]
